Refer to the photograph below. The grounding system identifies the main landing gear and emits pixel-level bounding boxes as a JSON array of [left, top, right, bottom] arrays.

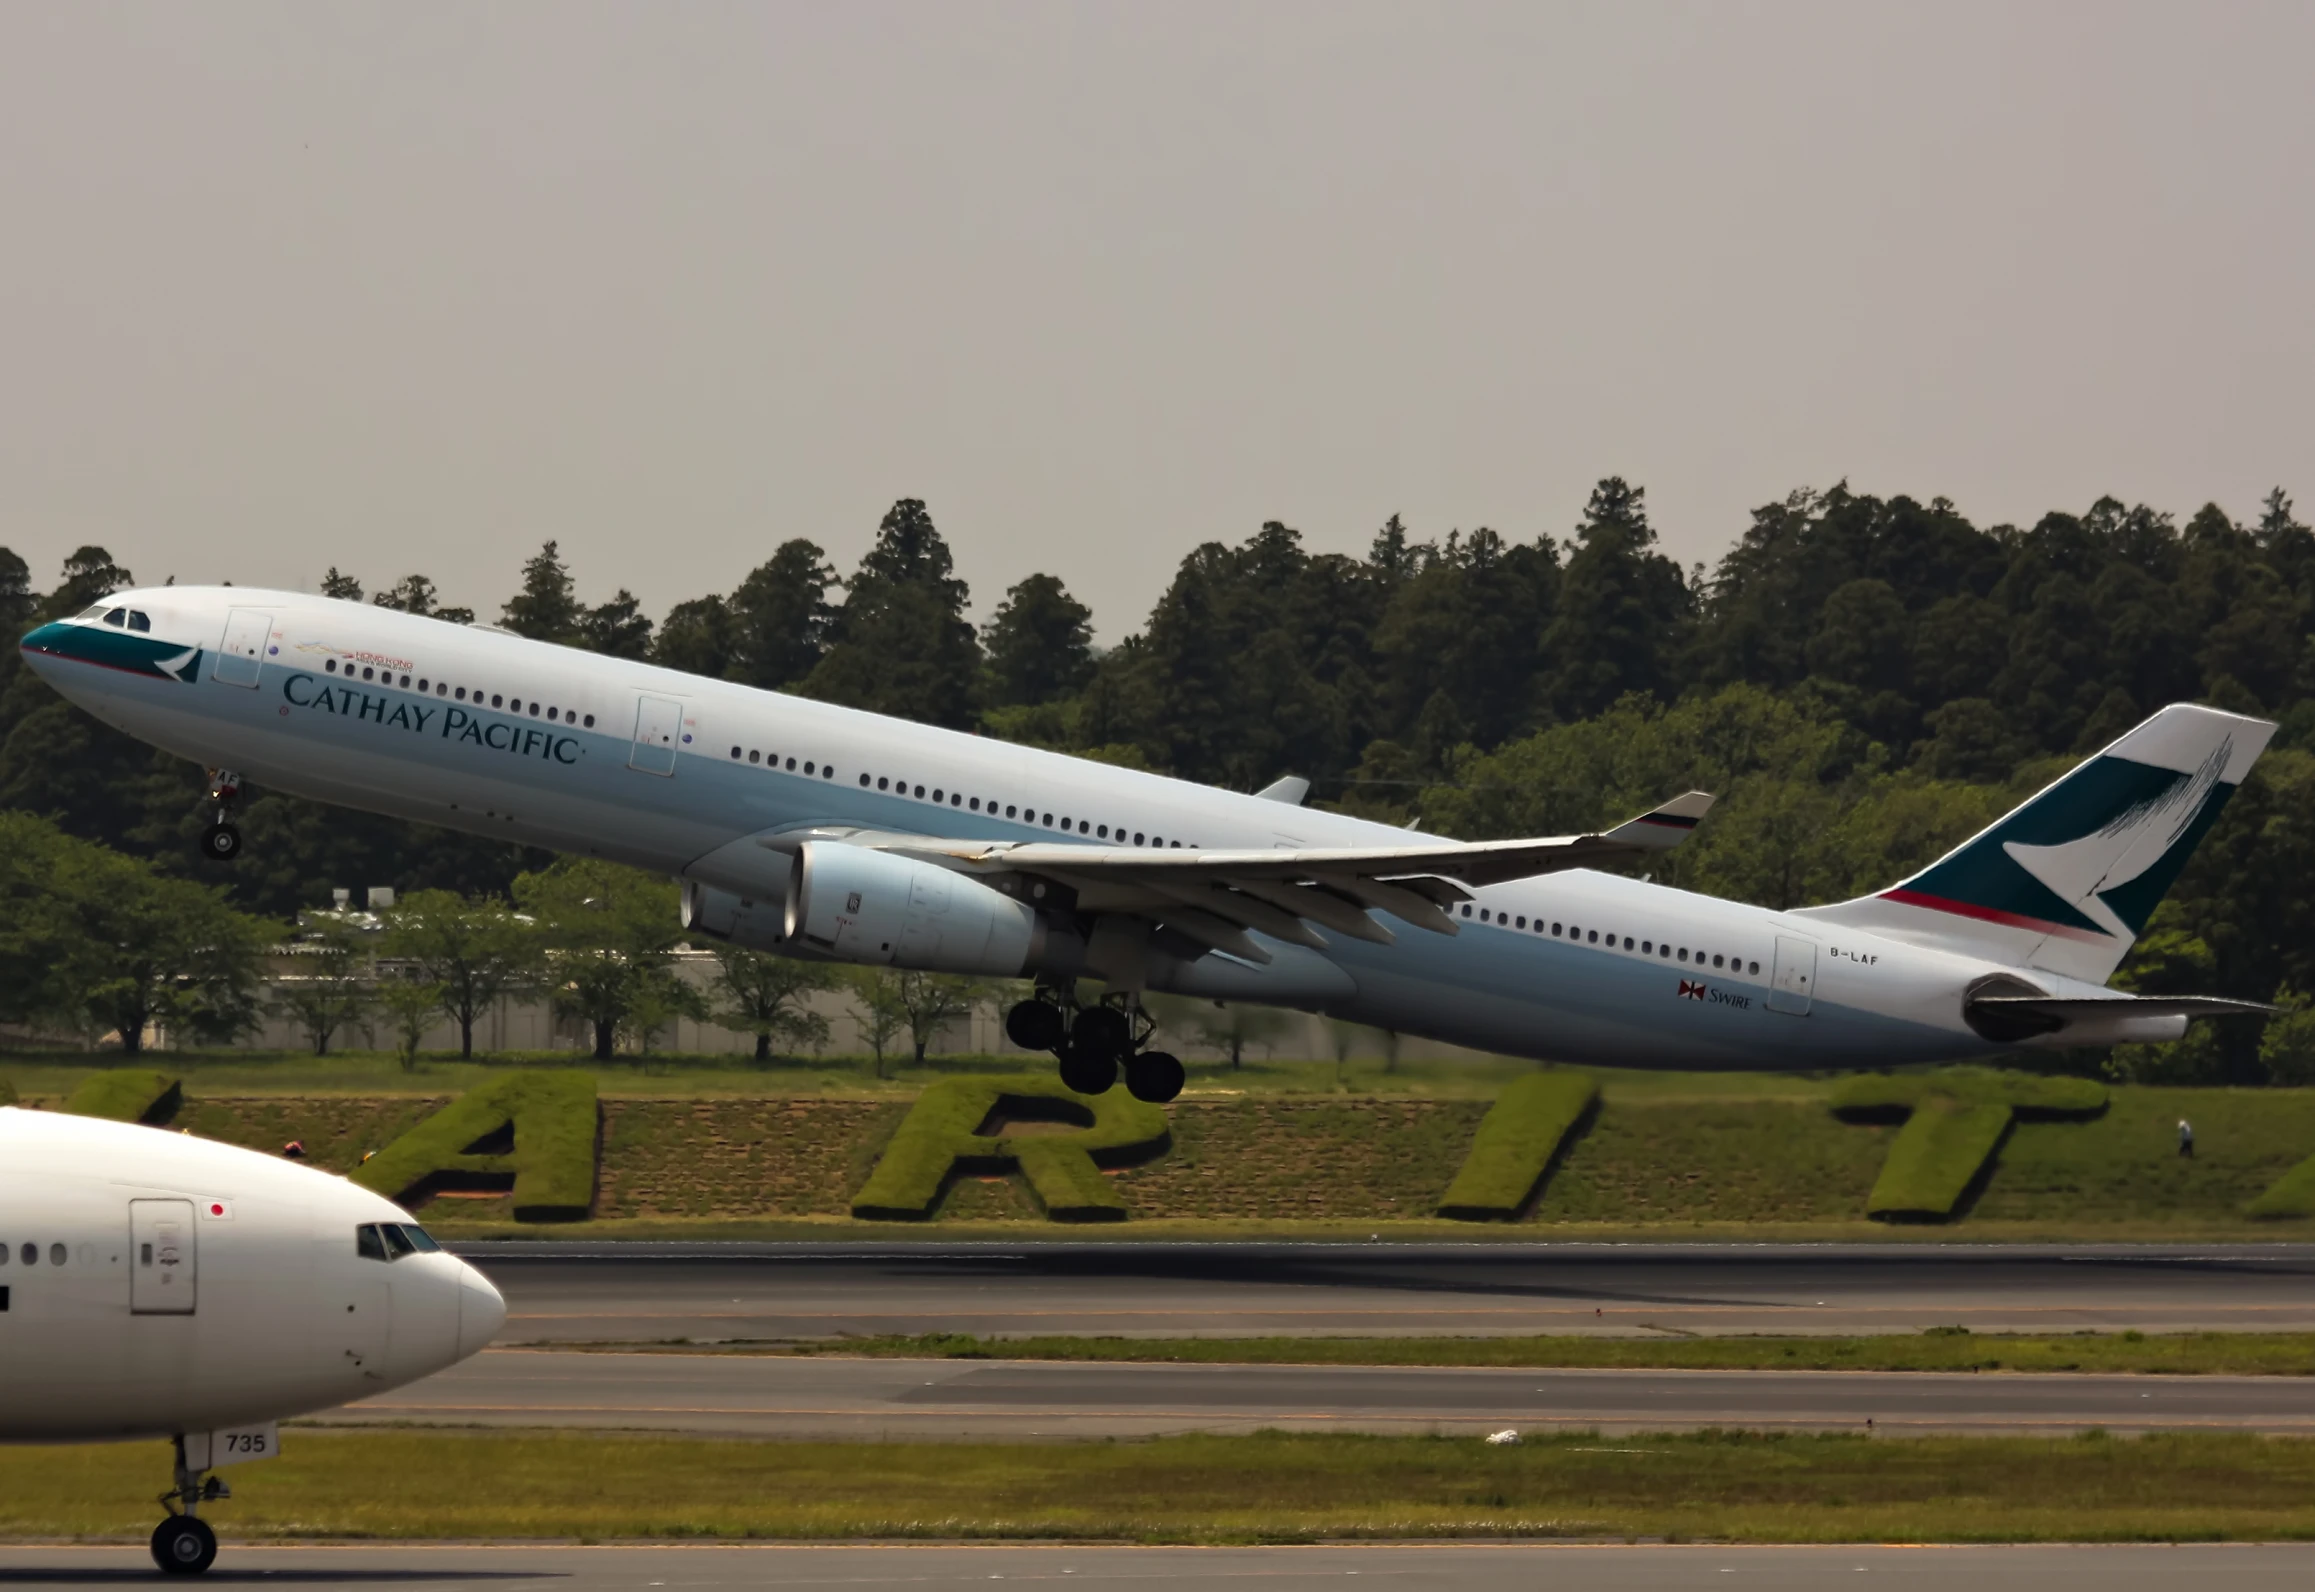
[[199, 769, 243, 864], [1007, 990, 1185, 1104], [151, 1437, 225, 1575]]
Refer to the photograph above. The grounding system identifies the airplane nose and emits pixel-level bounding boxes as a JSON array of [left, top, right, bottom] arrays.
[[456, 1263, 507, 1359]]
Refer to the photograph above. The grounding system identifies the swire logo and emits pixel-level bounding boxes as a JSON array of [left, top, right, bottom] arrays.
[[1677, 980, 1708, 1001]]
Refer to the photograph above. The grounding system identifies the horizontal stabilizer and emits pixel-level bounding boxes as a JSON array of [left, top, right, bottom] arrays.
[[1966, 992, 2273, 1046]]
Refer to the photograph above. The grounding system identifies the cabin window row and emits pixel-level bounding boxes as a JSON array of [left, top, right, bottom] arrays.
[[1460, 903, 1763, 976], [319, 659, 596, 727], [0, 1242, 71, 1267], [720, 752, 1198, 848], [730, 747, 836, 780]]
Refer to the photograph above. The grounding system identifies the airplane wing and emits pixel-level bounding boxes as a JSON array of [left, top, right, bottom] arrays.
[[849, 791, 1715, 964]]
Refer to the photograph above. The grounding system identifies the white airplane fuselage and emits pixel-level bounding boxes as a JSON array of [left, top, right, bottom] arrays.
[[0, 1107, 504, 1444], [20, 587, 2202, 1070]]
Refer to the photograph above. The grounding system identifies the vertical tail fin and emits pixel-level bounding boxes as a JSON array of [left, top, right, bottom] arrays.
[[1796, 703, 2274, 982]]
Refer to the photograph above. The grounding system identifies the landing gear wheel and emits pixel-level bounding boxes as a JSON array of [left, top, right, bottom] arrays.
[[1005, 999, 1066, 1052], [1070, 1005, 1131, 1064], [200, 823, 242, 863], [151, 1515, 216, 1576], [1058, 1044, 1118, 1096], [1124, 1050, 1185, 1105]]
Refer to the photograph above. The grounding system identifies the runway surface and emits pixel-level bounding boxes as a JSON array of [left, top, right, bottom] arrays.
[[4, 1542, 2312, 1590], [457, 1240, 2315, 1342], [332, 1346, 2315, 1436]]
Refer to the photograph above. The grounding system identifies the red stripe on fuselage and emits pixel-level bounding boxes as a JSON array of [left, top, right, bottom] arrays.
[[1877, 887, 2112, 944]]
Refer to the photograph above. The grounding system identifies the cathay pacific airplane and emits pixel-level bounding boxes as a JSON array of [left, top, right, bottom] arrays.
[[22, 588, 2272, 1101], [0, 1106, 505, 1574]]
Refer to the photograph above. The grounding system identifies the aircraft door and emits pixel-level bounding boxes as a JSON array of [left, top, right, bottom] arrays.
[[130, 1199, 197, 1314], [1767, 936, 1816, 1016], [628, 695, 682, 776], [212, 608, 273, 688]]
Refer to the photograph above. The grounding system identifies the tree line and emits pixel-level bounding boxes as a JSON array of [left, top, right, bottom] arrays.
[[2, 478, 2312, 1080]]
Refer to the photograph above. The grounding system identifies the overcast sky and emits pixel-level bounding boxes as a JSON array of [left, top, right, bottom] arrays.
[[3, 2, 2309, 638]]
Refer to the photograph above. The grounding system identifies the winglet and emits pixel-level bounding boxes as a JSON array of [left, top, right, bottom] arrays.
[[1601, 791, 1715, 850], [1253, 775, 1310, 806]]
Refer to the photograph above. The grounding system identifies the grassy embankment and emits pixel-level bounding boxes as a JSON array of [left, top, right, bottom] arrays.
[[9, 1428, 2315, 1543], [9, 1051, 2315, 1240]]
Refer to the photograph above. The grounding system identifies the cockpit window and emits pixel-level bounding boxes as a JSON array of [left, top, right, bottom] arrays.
[[102, 608, 126, 627], [380, 1223, 417, 1259], [127, 611, 152, 633], [399, 1223, 441, 1253], [74, 605, 107, 622], [355, 1223, 388, 1262]]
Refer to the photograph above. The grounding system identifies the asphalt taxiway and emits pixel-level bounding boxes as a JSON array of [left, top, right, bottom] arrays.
[[3, 1542, 2311, 1590], [457, 1240, 2315, 1342], [331, 1346, 2315, 1437]]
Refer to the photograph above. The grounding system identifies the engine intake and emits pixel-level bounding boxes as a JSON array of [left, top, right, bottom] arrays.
[[785, 842, 1044, 976]]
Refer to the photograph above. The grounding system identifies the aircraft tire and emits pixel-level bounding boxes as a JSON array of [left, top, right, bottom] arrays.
[[1125, 1050, 1185, 1104], [1070, 1005, 1131, 1063], [201, 823, 242, 863], [1058, 1045, 1117, 1096], [151, 1515, 217, 1575], [1005, 999, 1065, 1052]]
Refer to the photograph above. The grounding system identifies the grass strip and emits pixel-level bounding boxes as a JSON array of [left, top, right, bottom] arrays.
[[1865, 1097, 2014, 1219], [850, 1074, 1169, 1221], [10, 1428, 2315, 1542], [740, 1329, 2315, 1376]]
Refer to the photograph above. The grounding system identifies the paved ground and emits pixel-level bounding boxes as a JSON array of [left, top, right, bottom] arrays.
[[330, 1346, 2315, 1437], [4, 1542, 2312, 1590], [458, 1240, 2315, 1342]]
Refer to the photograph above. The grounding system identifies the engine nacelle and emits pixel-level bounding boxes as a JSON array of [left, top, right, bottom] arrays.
[[785, 842, 1044, 976], [679, 879, 789, 950]]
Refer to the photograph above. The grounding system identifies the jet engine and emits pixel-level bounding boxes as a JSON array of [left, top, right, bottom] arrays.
[[679, 879, 790, 950], [784, 842, 1046, 976]]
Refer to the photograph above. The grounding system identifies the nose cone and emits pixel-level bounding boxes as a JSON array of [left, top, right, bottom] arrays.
[[457, 1263, 507, 1359], [19, 623, 69, 679]]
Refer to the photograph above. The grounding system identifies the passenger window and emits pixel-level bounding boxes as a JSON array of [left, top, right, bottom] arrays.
[[437, 683, 448, 696], [785, 757, 797, 771], [1678, 948, 1689, 962], [1642, 941, 1652, 953], [548, 707, 558, 721], [356, 1224, 388, 1262], [510, 698, 522, 712], [914, 784, 925, 797], [806, 762, 817, 776], [455, 687, 466, 699], [528, 703, 539, 716], [361, 667, 374, 680], [326, 659, 339, 673], [1460, 905, 1472, 918], [128, 611, 152, 632], [1713, 954, 1725, 968], [381, 1224, 416, 1259], [932, 788, 943, 803], [1097, 825, 1109, 839], [1748, 960, 1761, 975], [18, 1242, 33, 1266], [970, 797, 981, 811], [878, 777, 890, 790], [584, 714, 595, 727], [860, 773, 871, 787], [749, 750, 761, 764], [49, 1243, 65, 1267], [491, 694, 503, 708], [419, 679, 430, 692], [400, 674, 410, 687]]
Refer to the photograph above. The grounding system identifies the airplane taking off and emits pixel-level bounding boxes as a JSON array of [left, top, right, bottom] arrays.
[[0, 1107, 506, 1574], [22, 588, 2274, 1101]]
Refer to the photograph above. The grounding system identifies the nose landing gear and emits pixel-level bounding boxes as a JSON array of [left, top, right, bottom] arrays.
[[1006, 990, 1185, 1104], [199, 769, 244, 864], [151, 1437, 225, 1574]]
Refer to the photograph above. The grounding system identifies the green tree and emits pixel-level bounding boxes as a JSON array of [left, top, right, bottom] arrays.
[[653, 595, 735, 679], [319, 567, 363, 601], [512, 859, 684, 1060], [582, 590, 655, 659], [983, 573, 1095, 708], [1190, 1001, 1295, 1070], [893, 971, 990, 1065], [380, 889, 541, 1059], [373, 574, 475, 625], [708, 946, 836, 1061], [727, 540, 840, 690], [1542, 477, 1692, 720], [501, 541, 586, 644], [844, 967, 910, 1078], [374, 971, 446, 1072], [803, 501, 982, 728], [268, 916, 375, 1055]]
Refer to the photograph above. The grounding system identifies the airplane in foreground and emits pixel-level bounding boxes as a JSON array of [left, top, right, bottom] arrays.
[[0, 1106, 506, 1574], [22, 588, 2273, 1102]]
